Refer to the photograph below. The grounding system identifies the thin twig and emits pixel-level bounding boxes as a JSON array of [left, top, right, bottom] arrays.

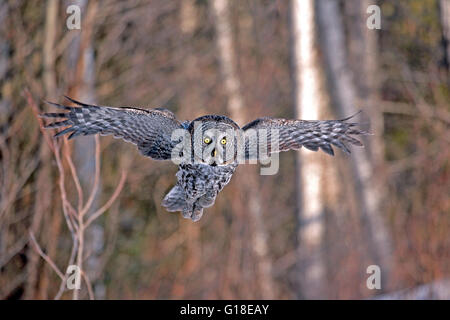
[[81, 270, 95, 300], [28, 231, 64, 281], [80, 135, 101, 218], [85, 171, 127, 228], [64, 146, 84, 213]]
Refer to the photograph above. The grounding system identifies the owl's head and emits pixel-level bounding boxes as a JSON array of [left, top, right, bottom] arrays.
[[188, 115, 240, 166]]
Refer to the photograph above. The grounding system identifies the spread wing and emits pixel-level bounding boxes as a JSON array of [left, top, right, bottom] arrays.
[[242, 112, 369, 159], [41, 96, 184, 160]]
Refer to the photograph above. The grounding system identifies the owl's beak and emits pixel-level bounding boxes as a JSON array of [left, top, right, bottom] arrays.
[[212, 149, 217, 157]]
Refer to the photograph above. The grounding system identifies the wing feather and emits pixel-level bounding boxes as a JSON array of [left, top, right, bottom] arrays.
[[242, 112, 369, 159], [42, 97, 184, 160]]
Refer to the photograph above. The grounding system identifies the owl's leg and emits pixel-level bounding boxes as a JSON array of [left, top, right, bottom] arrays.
[[164, 185, 204, 222], [164, 184, 215, 222], [197, 190, 217, 208], [162, 185, 186, 212], [182, 202, 204, 222], [182, 191, 217, 221]]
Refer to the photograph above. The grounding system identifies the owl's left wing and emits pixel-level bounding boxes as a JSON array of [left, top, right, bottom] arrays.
[[42, 96, 184, 160], [242, 112, 369, 159]]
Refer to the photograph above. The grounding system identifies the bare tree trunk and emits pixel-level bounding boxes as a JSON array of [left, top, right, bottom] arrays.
[[24, 0, 58, 299], [345, 0, 385, 169], [362, 0, 385, 175], [66, 0, 104, 299], [316, 0, 392, 292], [210, 0, 275, 299], [290, 0, 326, 299], [440, 0, 450, 70]]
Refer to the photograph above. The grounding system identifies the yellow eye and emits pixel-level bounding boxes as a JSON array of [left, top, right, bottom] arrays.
[[204, 137, 211, 144], [220, 138, 227, 145]]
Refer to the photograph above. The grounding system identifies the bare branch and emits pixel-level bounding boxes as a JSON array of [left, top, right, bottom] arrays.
[[28, 231, 64, 281], [80, 135, 101, 218], [85, 171, 127, 228]]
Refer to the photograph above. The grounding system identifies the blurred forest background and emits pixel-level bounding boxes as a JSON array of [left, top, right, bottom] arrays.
[[0, 0, 449, 299]]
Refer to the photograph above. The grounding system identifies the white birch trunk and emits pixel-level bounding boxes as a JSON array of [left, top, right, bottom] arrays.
[[290, 0, 326, 299]]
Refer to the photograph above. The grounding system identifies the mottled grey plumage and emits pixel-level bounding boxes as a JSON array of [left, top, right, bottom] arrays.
[[42, 96, 369, 221], [163, 163, 237, 221]]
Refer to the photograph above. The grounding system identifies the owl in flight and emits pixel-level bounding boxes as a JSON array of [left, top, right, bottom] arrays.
[[42, 97, 368, 221]]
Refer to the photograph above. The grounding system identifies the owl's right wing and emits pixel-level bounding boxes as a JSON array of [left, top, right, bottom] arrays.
[[242, 112, 369, 159], [42, 96, 184, 160]]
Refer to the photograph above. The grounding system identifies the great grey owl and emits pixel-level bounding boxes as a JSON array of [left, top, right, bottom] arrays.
[[42, 96, 369, 221]]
